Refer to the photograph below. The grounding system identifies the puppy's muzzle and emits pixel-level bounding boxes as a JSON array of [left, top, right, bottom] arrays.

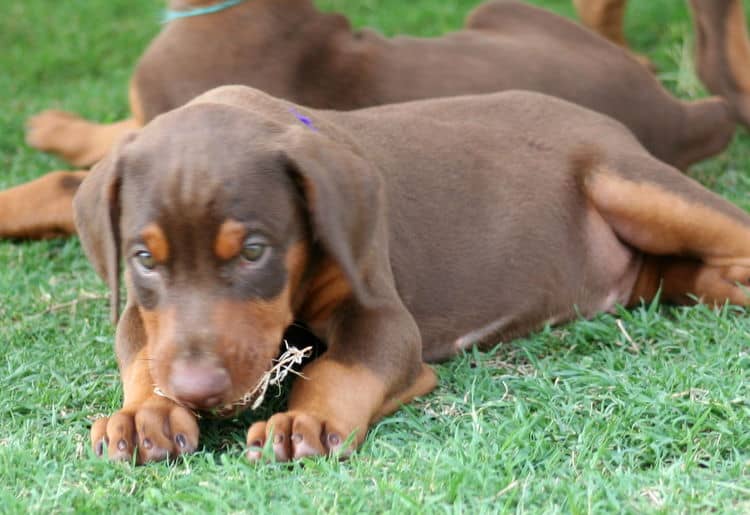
[[169, 357, 231, 410]]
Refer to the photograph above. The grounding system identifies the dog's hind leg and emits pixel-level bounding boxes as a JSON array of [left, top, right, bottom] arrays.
[[572, 0, 654, 70], [0, 170, 86, 239], [691, 0, 750, 128], [26, 114, 137, 168], [580, 152, 750, 306], [25, 80, 143, 167]]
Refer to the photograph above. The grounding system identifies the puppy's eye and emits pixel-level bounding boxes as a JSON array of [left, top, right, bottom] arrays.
[[134, 250, 156, 271], [241, 237, 268, 263]]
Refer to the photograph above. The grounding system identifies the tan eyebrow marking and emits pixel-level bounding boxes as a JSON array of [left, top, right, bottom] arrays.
[[141, 223, 170, 263], [214, 219, 247, 260]]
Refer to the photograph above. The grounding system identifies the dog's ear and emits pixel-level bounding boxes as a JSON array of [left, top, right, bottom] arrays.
[[74, 133, 136, 323], [280, 127, 382, 306]]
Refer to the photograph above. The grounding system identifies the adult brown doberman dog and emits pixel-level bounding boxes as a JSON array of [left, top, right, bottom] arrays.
[[3, 0, 743, 240], [577, 0, 750, 127], [75, 85, 750, 464]]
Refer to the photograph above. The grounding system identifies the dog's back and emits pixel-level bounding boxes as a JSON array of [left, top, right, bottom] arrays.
[[133, 0, 732, 169]]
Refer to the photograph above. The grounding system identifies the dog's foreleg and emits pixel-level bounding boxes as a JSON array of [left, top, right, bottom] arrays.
[[90, 302, 200, 465]]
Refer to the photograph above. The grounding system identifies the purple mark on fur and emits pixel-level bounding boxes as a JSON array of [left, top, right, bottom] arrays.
[[290, 107, 317, 131]]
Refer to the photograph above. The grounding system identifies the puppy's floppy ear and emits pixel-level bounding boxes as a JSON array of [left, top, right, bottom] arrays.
[[281, 127, 382, 306], [74, 133, 137, 323]]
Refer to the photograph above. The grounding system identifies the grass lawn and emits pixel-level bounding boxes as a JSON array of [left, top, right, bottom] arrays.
[[2, 0, 750, 512]]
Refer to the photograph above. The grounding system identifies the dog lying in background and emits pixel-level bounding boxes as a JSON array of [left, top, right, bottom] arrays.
[[2, 0, 738, 240], [76, 85, 750, 463], [576, 0, 750, 128]]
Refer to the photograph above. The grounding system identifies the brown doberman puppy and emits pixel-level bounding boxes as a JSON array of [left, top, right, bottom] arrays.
[[75, 85, 750, 464], [5, 0, 738, 240], [576, 0, 750, 127]]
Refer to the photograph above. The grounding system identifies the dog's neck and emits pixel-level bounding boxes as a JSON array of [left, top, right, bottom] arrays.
[[168, 0, 239, 8], [164, 0, 246, 22], [165, 0, 316, 22], [167, 0, 308, 9]]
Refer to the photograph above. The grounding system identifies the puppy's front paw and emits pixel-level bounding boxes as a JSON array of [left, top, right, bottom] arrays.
[[90, 397, 199, 464], [246, 411, 358, 462]]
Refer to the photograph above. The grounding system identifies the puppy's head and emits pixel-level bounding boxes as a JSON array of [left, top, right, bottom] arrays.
[[74, 98, 380, 412]]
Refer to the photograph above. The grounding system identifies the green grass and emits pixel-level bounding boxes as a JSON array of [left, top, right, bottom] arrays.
[[2, 0, 750, 512]]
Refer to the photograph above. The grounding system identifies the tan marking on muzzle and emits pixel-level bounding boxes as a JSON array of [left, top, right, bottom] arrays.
[[213, 285, 294, 408]]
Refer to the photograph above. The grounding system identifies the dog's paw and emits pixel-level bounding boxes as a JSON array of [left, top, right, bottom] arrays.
[[90, 397, 199, 464], [246, 411, 358, 462], [26, 110, 96, 166]]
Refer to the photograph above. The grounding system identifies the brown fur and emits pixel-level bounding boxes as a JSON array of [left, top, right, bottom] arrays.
[[75, 86, 750, 464], [5, 0, 739, 241]]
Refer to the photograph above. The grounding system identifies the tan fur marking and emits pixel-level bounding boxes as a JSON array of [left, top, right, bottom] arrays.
[[141, 223, 170, 263], [375, 363, 437, 420], [26, 110, 138, 167], [629, 255, 750, 307], [726, 0, 750, 91], [0, 170, 86, 239], [121, 347, 162, 410], [585, 171, 750, 264], [574, 0, 653, 69], [213, 219, 246, 261], [138, 306, 165, 348], [140, 288, 294, 410], [212, 285, 294, 405], [574, 0, 628, 46], [288, 360, 389, 437], [285, 242, 309, 297], [137, 306, 177, 402], [285, 359, 435, 444], [128, 79, 146, 126], [297, 258, 353, 327]]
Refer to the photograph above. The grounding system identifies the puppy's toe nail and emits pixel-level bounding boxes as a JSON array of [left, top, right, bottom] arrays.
[[117, 439, 128, 452], [173, 433, 197, 455], [95, 439, 106, 457], [291, 433, 303, 444], [140, 446, 170, 463], [272, 434, 291, 462], [292, 436, 323, 459], [326, 432, 341, 448], [246, 442, 263, 462], [141, 438, 153, 450]]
